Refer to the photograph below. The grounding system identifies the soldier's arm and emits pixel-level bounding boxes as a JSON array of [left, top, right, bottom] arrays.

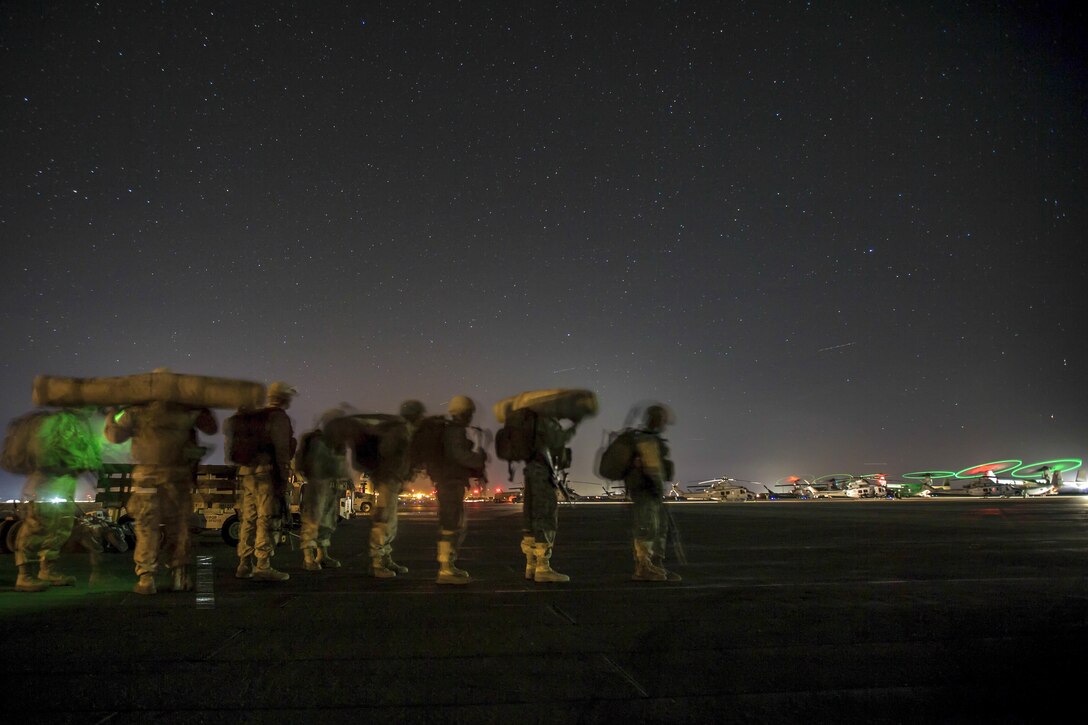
[[103, 408, 133, 444], [195, 407, 218, 436], [444, 426, 486, 471], [269, 410, 294, 482]]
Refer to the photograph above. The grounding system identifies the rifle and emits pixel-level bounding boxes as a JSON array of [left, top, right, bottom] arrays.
[[664, 502, 687, 565]]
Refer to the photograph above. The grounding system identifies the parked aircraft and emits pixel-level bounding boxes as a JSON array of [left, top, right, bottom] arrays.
[[764, 477, 820, 500], [670, 478, 754, 501]]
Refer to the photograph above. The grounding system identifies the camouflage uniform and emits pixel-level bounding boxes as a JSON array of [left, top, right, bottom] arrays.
[[369, 418, 416, 577], [433, 397, 486, 584], [105, 401, 217, 594], [235, 400, 294, 581], [296, 424, 347, 571], [622, 406, 678, 582], [14, 472, 79, 589], [521, 416, 576, 582]]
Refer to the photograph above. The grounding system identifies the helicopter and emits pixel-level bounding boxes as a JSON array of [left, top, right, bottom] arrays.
[[669, 477, 754, 502]]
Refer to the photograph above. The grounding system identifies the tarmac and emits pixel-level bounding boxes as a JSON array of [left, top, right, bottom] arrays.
[[2, 495, 1086, 724]]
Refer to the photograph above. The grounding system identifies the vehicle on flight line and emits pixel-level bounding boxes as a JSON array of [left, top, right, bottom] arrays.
[[95, 463, 358, 546], [670, 478, 754, 501], [961, 476, 1056, 498], [762, 476, 820, 500]]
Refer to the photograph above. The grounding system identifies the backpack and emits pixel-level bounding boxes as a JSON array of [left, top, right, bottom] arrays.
[[324, 414, 402, 477], [2, 409, 102, 474], [409, 415, 449, 476], [293, 429, 323, 480], [224, 407, 277, 466], [598, 429, 637, 481], [495, 407, 537, 463], [1, 411, 50, 474]]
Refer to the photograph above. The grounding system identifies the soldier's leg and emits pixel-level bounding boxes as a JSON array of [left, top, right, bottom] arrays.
[[163, 471, 194, 591], [251, 474, 287, 581], [369, 480, 398, 577], [631, 491, 667, 582], [526, 464, 567, 583], [299, 481, 321, 571], [236, 473, 258, 574], [315, 481, 341, 569], [128, 483, 162, 594], [36, 499, 77, 586], [436, 484, 469, 583], [14, 501, 49, 592], [519, 480, 536, 578]]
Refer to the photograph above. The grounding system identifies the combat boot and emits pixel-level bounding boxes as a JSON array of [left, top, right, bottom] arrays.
[[38, 559, 76, 587], [316, 546, 341, 569], [235, 556, 254, 579], [449, 553, 470, 578], [382, 555, 407, 574], [15, 564, 48, 592], [652, 554, 682, 582], [252, 560, 290, 581], [171, 566, 193, 592], [520, 535, 537, 580], [436, 541, 470, 585], [88, 552, 107, 588], [632, 542, 667, 582], [302, 548, 322, 572], [134, 573, 157, 595], [532, 544, 570, 583], [371, 557, 397, 578]]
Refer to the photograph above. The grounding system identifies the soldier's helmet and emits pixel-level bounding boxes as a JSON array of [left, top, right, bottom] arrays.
[[268, 381, 298, 402], [448, 395, 476, 416], [318, 408, 345, 429], [399, 399, 426, 423], [644, 404, 672, 431]]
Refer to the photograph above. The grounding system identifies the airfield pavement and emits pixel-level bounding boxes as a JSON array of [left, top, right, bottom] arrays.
[[2, 495, 1087, 724]]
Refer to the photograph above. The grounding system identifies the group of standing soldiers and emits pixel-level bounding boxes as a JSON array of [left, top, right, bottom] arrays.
[[10, 380, 681, 594]]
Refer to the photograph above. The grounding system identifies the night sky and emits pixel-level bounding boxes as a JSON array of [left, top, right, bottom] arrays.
[[2, 1, 1085, 498]]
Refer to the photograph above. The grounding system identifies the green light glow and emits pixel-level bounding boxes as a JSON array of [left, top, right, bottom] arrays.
[[1009, 459, 1082, 479], [954, 460, 1022, 479], [902, 471, 956, 480]]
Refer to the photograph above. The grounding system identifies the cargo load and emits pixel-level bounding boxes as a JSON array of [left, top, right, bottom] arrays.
[[492, 388, 598, 424], [32, 372, 265, 409], [323, 413, 406, 477]]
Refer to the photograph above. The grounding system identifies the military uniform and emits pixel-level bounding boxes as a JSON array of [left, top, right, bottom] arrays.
[[14, 472, 79, 590], [105, 401, 217, 594], [369, 421, 414, 577], [295, 420, 348, 571], [622, 406, 679, 582], [433, 396, 486, 584], [10, 408, 102, 592], [234, 389, 295, 582], [521, 415, 576, 582]]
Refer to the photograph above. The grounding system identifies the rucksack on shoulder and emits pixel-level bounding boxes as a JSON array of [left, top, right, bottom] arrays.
[[293, 429, 323, 480], [409, 415, 449, 475], [1, 411, 50, 474], [324, 413, 401, 477], [598, 429, 637, 481], [1, 409, 101, 474], [495, 407, 537, 463], [224, 408, 274, 466]]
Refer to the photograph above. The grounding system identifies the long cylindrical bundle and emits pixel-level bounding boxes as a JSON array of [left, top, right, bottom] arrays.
[[493, 388, 598, 424], [32, 372, 266, 410]]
